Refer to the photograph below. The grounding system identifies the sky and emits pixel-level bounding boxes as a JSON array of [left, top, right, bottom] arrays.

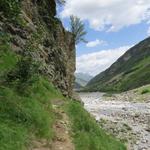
[[58, 0, 150, 76]]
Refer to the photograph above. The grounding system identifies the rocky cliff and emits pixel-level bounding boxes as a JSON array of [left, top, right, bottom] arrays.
[[0, 0, 75, 96]]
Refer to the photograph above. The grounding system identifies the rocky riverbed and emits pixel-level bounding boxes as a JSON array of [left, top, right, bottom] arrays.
[[79, 92, 150, 150]]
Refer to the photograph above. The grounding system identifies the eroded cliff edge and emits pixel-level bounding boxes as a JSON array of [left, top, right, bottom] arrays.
[[0, 0, 75, 97]]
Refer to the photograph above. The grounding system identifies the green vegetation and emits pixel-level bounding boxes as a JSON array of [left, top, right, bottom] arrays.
[[141, 89, 150, 94], [0, 34, 18, 80], [118, 56, 150, 91], [65, 101, 126, 150], [140, 85, 150, 94], [70, 15, 87, 44], [0, 0, 21, 22]]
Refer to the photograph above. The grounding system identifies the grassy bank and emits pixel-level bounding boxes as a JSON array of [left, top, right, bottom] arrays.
[[140, 85, 150, 94], [0, 77, 63, 150], [65, 101, 126, 150]]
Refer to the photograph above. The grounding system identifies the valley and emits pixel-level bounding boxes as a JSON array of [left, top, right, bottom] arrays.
[[1, 0, 150, 150]]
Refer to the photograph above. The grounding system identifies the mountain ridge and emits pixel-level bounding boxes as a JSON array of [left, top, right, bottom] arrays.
[[86, 37, 150, 92]]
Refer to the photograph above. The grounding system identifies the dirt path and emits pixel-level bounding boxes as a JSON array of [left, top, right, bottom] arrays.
[[31, 99, 75, 150], [50, 100, 75, 150]]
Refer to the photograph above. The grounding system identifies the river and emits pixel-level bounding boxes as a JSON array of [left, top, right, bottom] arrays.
[[79, 92, 150, 150]]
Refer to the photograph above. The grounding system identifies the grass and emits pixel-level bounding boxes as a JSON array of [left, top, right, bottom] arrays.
[[0, 34, 18, 74], [0, 76, 63, 150], [0, 120, 28, 150], [65, 101, 126, 150], [103, 93, 113, 97], [140, 85, 150, 94], [0, 0, 24, 25], [141, 89, 150, 94]]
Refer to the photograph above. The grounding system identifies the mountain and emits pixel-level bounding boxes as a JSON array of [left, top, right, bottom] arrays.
[[74, 82, 83, 89], [75, 73, 93, 87], [86, 37, 150, 92]]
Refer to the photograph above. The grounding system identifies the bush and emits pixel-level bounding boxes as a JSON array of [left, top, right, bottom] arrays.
[[0, 33, 19, 87], [141, 89, 150, 94], [0, 0, 21, 21], [4, 57, 40, 94], [0, 121, 28, 150]]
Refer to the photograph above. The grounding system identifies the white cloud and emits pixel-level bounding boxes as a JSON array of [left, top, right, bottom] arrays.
[[76, 45, 132, 76], [86, 39, 106, 47], [61, 0, 150, 31]]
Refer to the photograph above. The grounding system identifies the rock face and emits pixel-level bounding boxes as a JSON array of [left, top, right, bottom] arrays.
[[0, 0, 75, 96], [86, 37, 150, 92]]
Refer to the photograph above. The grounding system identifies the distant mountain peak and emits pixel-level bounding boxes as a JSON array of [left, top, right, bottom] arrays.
[[75, 72, 93, 88]]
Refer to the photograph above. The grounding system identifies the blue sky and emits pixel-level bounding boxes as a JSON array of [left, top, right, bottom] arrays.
[[58, 0, 150, 76], [62, 19, 149, 56]]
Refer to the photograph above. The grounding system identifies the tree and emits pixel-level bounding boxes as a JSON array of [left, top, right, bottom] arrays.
[[70, 15, 87, 44]]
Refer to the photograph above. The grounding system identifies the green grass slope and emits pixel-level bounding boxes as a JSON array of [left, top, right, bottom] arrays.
[[86, 37, 150, 92], [64, 101, 126, 150], [0, 78, 59, 150]]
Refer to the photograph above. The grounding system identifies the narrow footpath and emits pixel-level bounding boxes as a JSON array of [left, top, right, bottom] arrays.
[[32, 99, 75, 150]]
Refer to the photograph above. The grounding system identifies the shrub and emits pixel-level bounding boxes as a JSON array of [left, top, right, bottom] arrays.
[[0, 0, 21, 21], [141, 89, 150, 94], [0, 121, 28, 150], [4, 57, 40, 94], [0, 77, 59, 150]]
